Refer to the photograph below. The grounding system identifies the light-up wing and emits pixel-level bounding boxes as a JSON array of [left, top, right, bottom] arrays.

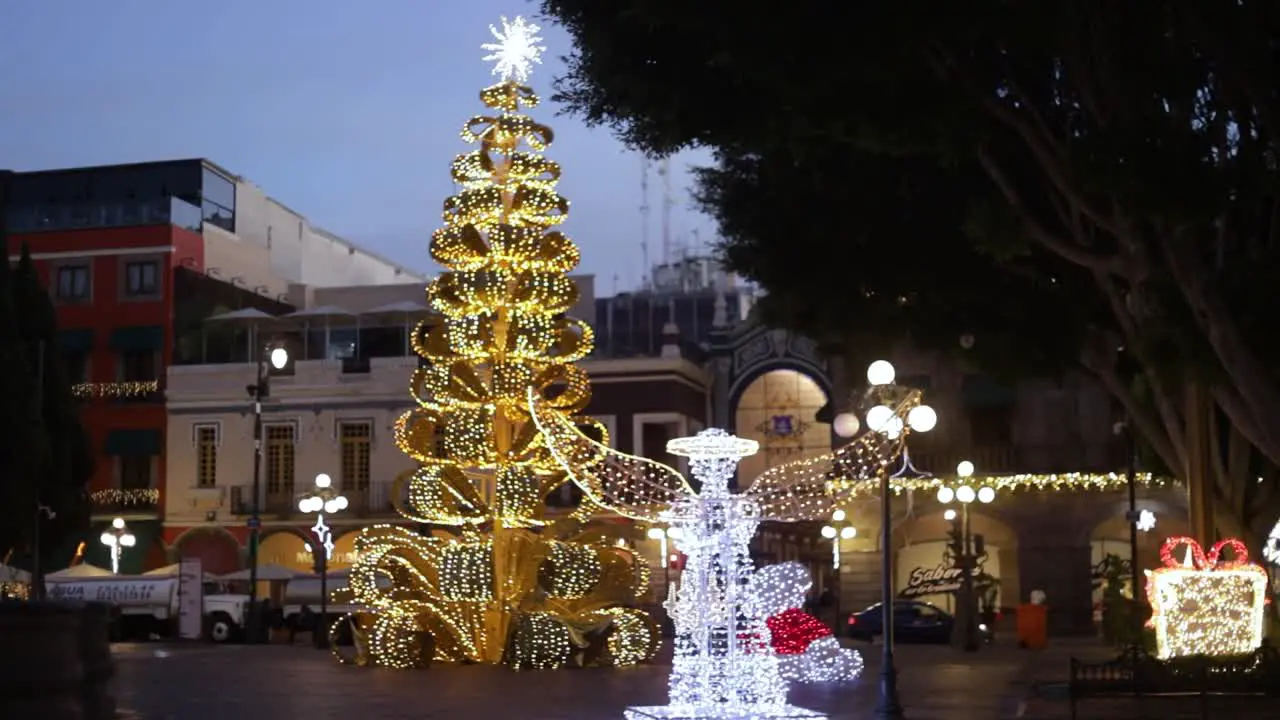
[[529, 389, 697, 521], [745, 393, 918, 522]]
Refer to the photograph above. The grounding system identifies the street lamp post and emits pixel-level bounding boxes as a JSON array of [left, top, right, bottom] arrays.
[[821, 509, 856, 629], [837, 359, 936, 720], [246, 342, 288, 644], [298, 472, 348, 649], [937, 460, 993, 652], [99, 517, 136, 575]]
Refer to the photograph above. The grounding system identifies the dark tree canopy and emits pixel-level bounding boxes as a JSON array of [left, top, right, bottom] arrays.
[[540, 0, 1280, 537], [0, 243, 92, 590]]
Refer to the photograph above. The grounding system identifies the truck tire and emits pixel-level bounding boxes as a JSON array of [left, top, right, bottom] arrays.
[[209, 613, 236, 643]]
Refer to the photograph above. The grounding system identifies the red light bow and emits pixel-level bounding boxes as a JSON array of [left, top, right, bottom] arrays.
[[1158, 536, 1252, 571]]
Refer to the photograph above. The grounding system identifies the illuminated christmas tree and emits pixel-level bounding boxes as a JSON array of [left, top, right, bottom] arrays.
[[338, 16, 658, 670]]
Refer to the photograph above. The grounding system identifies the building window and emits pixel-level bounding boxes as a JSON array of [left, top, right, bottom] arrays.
[[968, 407, 1014, 446], [340, 422, 372, 492], [62, 350, 88, 385], [118, 349, 157, 381], [119, 456, 153, 490], [124, 260, 159, 297], [55, 265, 91, 301], [265, 425, 295, 496], [196, 425, 218, 488]]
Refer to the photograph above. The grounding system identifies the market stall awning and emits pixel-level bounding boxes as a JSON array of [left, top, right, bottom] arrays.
[[104, 428, 162, 456], [109, 325, 164, 351], [57, 328, 95, 353]]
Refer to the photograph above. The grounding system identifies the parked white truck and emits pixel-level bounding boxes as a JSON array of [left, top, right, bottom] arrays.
[[46, 575, 250, 642]]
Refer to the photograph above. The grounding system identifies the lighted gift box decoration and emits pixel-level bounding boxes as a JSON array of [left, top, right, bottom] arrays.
[[1145, 536, 1268, 660]]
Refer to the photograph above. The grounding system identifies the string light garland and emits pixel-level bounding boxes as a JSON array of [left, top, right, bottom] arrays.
[[1145, 536, 1268, 660], [338, 16, 661, 671], [71, 380, 159, 399], [90, 488, 159, 507]]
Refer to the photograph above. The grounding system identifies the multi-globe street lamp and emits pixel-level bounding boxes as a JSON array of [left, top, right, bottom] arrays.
[[298, 472, 348, 649], [99, 517, 136, 575], [246, 341, 289, 643], [821, 509, 857, 630], [936, 460, 993, 652], [834, 359, 935, 720]]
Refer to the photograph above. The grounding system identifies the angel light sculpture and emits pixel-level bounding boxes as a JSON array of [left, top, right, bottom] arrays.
[[529, 369, 932, 720]]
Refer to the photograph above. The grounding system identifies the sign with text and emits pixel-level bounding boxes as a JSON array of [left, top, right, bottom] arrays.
[[48, 579, 175, 608], [900, 563, 972, 598]]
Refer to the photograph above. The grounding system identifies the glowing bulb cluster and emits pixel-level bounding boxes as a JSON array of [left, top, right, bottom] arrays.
[[1145, 536, 1268, 660]]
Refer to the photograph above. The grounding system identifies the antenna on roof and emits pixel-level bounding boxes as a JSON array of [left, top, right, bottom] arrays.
[[640, 156, 651, 290], [660, 158, 673, 269]]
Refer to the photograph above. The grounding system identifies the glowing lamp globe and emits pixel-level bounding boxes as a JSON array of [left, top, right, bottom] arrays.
[[906, 404, 937, 433], [832, 412, 861, 439], [977, 487, 996, 504], [99, 532, 116, 547], [936, 487, 955, 504], [646, 527, 665, 540], [866, 360, 896, 386], [324, 499, 341, 514], [666, 527, 682, 540], [839, 526, 856, 540], [943, 509, 957, 521], [120, 533, 136, 548], [335, 496, 349, 511], [832, 509, 847, 522], [315, 473, 332, 488], [269, 347, 289, 370], [956, 460, 975, 478], [112, 517, 126, 530], [865, 405, 894, 432], [821, 526, 837, 539], [883, 416, 905, 440], [956, 486, 977, 504]]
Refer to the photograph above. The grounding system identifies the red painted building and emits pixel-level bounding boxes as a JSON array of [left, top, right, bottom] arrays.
[[4, 160, 234, 572]]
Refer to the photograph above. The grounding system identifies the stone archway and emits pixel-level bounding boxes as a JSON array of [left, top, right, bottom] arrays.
[[894, 509, 1021, 613], [258, 530, 313, 574], [174, 527, 243, 576], [733, 368, 832, 482]]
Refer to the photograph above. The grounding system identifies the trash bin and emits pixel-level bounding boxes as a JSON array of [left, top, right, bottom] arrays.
[[1017, 603, 1048, 649]]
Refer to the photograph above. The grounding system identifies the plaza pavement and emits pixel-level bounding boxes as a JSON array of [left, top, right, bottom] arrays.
[[108, 637, 1279, 720]]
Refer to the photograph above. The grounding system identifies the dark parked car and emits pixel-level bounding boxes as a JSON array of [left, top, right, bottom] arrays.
[[845, 600, 993, 644]]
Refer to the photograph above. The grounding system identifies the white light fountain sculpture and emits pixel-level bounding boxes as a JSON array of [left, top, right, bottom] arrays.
[[530, 383, 928, 719]]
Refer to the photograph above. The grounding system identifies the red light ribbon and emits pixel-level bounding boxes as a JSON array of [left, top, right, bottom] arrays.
[[1158, 536, 1251, 570]]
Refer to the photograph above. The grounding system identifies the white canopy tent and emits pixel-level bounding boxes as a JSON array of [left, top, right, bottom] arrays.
[[47, 564, 112, 579]]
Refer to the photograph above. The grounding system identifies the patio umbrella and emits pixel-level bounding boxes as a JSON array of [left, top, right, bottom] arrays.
[[204, 307, 285, 362], [218, 563, 299, 582], [283, 305, 357, 360], [363, 300, 432, 355], [47, 564, 112, 579]]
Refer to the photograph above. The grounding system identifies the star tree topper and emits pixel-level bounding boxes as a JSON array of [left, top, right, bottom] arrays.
[[481, 15, 546, 83]]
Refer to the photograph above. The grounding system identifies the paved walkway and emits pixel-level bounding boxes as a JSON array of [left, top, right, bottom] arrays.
[[114, 641, 1031, 720]]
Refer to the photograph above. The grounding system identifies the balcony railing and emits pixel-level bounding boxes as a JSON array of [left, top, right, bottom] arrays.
[[228, 481, 407, 518], [907, 442, 1129, 476]]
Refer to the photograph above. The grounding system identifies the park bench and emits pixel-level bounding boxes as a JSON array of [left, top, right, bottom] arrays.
[[1069, 644, 1280, 720]]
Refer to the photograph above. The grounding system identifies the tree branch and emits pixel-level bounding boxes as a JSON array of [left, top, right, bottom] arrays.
[[976, 145, 1126, 274], [1094, 272, 1189, 472], [1081, 350, 1182, 475]]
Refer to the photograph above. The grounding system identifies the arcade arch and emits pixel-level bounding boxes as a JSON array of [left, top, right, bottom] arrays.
[[733, 369, 831, 482]]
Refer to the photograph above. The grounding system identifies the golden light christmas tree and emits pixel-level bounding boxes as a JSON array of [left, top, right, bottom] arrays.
[[334, 16, 658, 670]]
